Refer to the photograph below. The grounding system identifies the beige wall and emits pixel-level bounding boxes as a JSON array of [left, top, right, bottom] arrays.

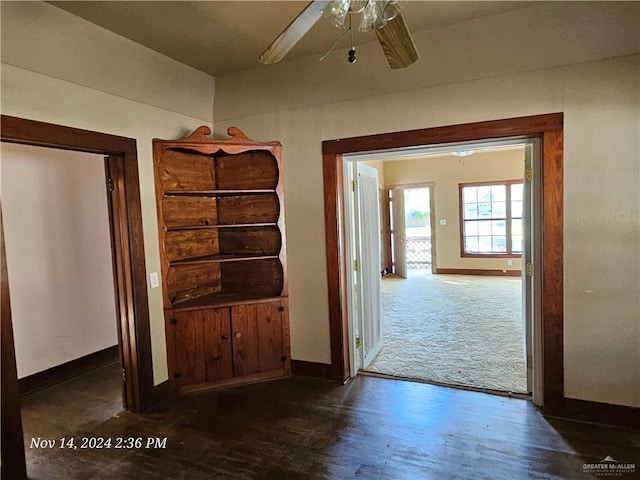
[[0, 1, 214, 121], [1, 144, 118, 378], [1, 1, 216, 386], [383, 148, 525, 272], [213, 24, 639, 407]]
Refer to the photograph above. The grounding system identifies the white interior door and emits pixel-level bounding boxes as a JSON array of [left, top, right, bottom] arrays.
[[522, 145, 535, 394], [356, 164, 383, 368], [391, 188, 407, 278]]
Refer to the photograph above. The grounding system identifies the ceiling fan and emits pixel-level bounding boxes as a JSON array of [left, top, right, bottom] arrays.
[[259, 0, 419, 69]]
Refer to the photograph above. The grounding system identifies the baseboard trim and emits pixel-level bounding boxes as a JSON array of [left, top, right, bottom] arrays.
[[547, 398, 640, 431], [435, 268, 521, 277], [291, 360, 334, 380], [18, 345, 119, 396]]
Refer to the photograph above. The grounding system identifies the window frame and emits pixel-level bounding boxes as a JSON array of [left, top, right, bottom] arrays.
[[458, 179, 523, 258]]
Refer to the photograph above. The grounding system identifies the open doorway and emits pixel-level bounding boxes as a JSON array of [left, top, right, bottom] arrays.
[[390, 186, 435, 275], [1, 115, 155, 478], [323, 113, 564, 413], [2, 142, 125, 473], [344, 140, 539, 398]]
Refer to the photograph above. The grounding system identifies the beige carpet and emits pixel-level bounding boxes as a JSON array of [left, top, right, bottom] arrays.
[[366, 270, 528, 394]]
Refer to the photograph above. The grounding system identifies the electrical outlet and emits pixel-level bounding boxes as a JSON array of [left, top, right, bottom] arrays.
[[149, 272, 160, 288], [507, 259, 513, 266]]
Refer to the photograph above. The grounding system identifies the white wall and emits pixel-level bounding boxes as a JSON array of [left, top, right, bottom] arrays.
[[213, 3, 639, 407], [1, 1, 216, 385], [1, 144, 117, 378]]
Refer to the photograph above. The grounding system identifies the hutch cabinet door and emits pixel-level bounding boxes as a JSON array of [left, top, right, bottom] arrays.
[[255, 300, 286, 373], [231, 300, 286, 377], [202, 308, 233, 382], [231, 304, 261, 376], [170, 310, 207, 388]]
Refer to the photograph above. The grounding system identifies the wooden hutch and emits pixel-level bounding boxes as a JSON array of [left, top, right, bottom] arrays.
[[153, 126, 290, 394]]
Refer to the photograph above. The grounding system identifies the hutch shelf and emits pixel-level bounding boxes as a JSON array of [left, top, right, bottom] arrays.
[[153, 126, 290, 394]]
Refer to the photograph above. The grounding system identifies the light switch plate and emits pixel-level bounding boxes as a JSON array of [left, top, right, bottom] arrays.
[[439, 219, 447, 226], [149, 272, 160, 288]]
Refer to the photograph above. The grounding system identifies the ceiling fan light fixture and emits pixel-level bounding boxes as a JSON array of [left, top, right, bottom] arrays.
[[322, 0, 406, 31], [322, 0, 351, 29], [452, 150, 475, 157], [360, 0, 405, 31]]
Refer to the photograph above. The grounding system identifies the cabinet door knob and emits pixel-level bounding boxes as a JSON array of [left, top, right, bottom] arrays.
[[221, 334, 229, 340], [235, 332, 242, 338]]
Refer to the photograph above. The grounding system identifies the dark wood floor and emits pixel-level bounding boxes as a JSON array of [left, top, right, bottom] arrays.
[[21, 362, 640, 479]]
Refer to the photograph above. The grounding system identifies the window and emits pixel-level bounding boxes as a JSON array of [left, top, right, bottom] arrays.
[[459, 180, 523, 257]]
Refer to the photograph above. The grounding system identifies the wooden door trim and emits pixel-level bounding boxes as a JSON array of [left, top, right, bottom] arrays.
[[0, 115, 153, 413], [1, 205, 27, 479], [322, 113, 565, 413]]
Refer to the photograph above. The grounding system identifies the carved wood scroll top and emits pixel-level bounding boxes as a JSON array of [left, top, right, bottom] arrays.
[[153, 126, 281, 155], [178, 126, 254, 144]]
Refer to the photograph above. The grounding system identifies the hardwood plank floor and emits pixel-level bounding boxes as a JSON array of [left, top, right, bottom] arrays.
[[21, 363, 640, 479]]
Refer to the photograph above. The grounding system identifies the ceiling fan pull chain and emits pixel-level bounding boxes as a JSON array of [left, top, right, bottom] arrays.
[[348, 13, 357, 63]]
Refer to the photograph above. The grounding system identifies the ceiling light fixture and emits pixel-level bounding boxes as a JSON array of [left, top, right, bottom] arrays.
[[322, 0, 405, 31], [452, 150, 475, 157]]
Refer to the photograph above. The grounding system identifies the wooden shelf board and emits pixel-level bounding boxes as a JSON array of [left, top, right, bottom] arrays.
[[167, 223, 278, 231], [163, 189, 275, 196], [169, 293, 284, 311], [170, 254, 279, 266]]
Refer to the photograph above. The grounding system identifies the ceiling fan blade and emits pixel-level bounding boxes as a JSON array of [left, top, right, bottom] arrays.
[[374, 12, 419, 69], [259, 1, 327, 65]]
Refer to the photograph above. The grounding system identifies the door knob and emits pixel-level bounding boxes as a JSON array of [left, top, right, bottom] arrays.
[[235, 332, 242, 338], [221, 334, 229, 340]]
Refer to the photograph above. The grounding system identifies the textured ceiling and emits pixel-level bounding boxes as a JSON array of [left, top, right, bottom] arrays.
[[49, 1, 540, 77]]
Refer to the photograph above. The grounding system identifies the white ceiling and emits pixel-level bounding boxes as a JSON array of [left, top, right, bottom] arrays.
[[48, 1, 540, 77]]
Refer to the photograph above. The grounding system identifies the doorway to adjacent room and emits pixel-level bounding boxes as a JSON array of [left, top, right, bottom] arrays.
[[343, 140, 538, 397]]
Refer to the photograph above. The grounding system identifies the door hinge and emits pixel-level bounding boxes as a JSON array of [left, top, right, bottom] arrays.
[[355, 337, 362, 349], [122, 367, 126, 384], [352, 179, 357, 192], [526, 263, 534, 277], [354, 259, 360, 271], [525, 167, 533, 183], [107, 177, 115, 192]]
